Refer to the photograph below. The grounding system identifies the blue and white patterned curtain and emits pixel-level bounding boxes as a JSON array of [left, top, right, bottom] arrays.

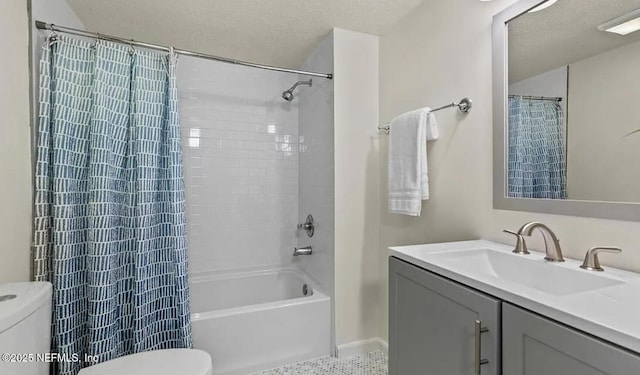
[[507, 97, 567, 199], [33, 36, 192, 375]]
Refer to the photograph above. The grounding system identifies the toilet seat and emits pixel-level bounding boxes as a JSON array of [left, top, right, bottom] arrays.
[[77, 349, 212, 375]]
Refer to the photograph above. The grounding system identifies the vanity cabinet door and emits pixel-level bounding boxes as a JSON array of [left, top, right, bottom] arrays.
[[389, 257, 501, 375], [503, 303, 640, 375]]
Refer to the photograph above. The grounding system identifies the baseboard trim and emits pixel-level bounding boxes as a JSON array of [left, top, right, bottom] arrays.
[[337, 337, 388, 358]]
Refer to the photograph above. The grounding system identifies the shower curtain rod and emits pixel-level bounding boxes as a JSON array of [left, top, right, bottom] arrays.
[[508, 95, 562, 102], [35, 21, 333, 80]]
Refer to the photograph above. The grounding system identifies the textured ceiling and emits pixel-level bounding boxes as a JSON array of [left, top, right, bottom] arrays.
[[65, 0, 424, 69], [509, 0, 640, 82]]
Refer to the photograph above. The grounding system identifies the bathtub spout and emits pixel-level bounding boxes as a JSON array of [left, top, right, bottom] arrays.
[[293, 246, 313, 256]]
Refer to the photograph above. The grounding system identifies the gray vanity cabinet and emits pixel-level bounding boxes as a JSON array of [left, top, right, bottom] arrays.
[[503, 303, 640, 375], [389, 257, 501, 375]]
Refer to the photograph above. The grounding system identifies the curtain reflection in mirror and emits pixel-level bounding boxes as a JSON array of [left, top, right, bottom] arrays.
[[507, 97, 567, 199]]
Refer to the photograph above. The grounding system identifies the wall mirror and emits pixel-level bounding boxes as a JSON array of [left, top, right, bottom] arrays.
[[493, 0, 640, 221]]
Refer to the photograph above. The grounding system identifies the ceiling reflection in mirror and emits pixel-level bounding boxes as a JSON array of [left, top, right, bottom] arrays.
[[507, 0, 640, 202]]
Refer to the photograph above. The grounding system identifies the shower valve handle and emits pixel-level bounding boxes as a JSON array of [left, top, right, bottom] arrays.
[[297, 215, 314, 237]]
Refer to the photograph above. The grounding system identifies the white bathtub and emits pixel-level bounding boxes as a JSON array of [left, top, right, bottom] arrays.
[[190, 268, 331, 375]]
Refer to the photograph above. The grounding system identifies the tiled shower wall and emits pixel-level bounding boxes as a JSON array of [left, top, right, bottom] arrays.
[[177, 57, 300, 274], [296, 32, 335, 353], [296, 33, 335, 296]]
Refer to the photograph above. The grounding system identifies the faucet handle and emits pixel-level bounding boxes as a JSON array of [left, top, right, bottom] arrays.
[[503, 229, 530, 255], [297, 214, 315, 238], [580, 246, 622, 272]]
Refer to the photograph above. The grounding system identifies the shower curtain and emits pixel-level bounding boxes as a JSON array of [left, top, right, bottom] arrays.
[[507, 97, 567, 199], [33, 36, 191, 375]]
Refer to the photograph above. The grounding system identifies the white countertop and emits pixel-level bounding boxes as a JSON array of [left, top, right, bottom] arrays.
[[389, 240, 640, 354]]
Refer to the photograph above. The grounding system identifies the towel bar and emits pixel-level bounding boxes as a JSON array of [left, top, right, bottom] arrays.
[[378, 97, 472, 134]]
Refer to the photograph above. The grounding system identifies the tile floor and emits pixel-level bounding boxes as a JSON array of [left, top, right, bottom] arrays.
[[251, 351, 388, 375]]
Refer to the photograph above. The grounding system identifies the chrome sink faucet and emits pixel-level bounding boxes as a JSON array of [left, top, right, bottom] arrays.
[[517, 222, 564, 262]]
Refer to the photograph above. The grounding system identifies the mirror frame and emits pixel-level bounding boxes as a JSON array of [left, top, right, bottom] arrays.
[[493, 0, 640, 222]]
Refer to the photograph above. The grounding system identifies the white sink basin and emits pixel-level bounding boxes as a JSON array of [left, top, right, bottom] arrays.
[[427, 248, 623, 295], [389, 240, 640, 354]]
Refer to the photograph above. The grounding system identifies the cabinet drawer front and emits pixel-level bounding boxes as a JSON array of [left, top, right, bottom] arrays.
[[389, 257, 501, 375], [503, 303, 640, 375]]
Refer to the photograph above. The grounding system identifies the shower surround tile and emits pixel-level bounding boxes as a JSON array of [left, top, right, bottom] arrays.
[[251, 351, 388, 375], [296, 31, 335, 304], [177, 57, 300, 274]]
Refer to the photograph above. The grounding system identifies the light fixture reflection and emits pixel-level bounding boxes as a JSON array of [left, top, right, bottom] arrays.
[[528, 0, 557, 13], [598, 8, 640, 36]]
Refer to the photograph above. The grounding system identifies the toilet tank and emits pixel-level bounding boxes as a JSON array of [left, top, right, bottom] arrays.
[[0, 282, 52, 375]]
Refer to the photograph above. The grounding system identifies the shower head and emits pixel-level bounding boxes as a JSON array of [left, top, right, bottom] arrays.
[[282, 79, 312, 101], [282, 90, 294, 101]]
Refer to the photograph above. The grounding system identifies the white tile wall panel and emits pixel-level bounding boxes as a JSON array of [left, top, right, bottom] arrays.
[[178, 57, 300, 274], [296, 34, 335, 297]]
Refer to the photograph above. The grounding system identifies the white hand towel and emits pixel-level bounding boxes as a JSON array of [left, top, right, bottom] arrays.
[[388, 107, 438, 216], [425, 109, 439, 141]]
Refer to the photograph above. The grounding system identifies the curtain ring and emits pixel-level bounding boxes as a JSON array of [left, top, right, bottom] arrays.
[[128, 40, 135, 56], [91, 32, 100, 50], [46, 26, 58, 44]]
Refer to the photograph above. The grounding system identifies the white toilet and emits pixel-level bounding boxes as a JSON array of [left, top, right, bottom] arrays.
[[0, 281, 212, 375], [78, 348, 212, 375], [0, 281, 53, 375]]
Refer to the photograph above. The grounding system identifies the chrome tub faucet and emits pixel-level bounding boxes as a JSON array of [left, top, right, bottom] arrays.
[[293, 246, 312, 256]]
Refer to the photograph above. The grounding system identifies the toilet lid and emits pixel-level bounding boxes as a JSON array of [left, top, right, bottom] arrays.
[[78, 349, 212, 375]]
